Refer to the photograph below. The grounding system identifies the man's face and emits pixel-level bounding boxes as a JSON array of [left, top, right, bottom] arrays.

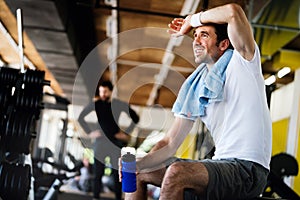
[[192, 26, 221, 65], [99, 86, 112, 101]]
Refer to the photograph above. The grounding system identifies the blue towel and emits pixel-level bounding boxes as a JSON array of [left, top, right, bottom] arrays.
[[172, 49, 233, 120]]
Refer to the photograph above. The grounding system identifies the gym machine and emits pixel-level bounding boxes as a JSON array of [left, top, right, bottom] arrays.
[[0, 67, 50, 199], [263, 153, 300, 200], [0, 8, 50, 199]]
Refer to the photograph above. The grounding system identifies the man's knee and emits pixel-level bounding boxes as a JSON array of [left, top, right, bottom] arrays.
[[163, 162, 185, 186], [162, 161, 208, 194]]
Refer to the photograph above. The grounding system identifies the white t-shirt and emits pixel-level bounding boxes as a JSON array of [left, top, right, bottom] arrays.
[[200, 44, 272, 170]]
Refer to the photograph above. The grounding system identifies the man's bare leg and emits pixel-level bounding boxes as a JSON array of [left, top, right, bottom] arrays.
[[125, 167, 167, 200], [159, 162, 209, 200]]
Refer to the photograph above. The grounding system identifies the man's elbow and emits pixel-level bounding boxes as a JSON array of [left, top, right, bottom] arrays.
[[225, 3, 245, 21]]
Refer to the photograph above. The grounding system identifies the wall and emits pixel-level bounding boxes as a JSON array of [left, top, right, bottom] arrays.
[[270, 69, 300, 194], [270, 83, 294, 155]]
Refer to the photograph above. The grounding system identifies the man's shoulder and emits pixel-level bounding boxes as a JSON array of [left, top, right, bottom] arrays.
[[94, 99, 102, 104], [112, 98, 126, 104]]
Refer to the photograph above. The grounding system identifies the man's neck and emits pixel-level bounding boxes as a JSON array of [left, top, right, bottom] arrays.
[[206, 63, 213, 70]]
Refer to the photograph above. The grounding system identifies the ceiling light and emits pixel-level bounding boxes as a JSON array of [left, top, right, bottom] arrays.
[[265, 75, 276, 85], [104, 0, 117, 7], [277, 67, 291, 78]]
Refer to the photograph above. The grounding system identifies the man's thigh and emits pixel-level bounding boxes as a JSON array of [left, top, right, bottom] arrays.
[[163, 158, 268, 200], [200, 159, 268, 200]]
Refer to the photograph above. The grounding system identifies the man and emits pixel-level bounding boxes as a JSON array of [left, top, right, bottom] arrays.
[[78, 80, 140, 200], [123, 3, 272, 200]]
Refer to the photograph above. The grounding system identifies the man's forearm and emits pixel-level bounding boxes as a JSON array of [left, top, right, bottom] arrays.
[[137, 117, 194, 172], [137, 143, 174, 172], [150, 138, 169, 152]]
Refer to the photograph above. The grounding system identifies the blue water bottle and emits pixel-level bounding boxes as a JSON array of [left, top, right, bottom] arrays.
[[121, 152, 136, 192]]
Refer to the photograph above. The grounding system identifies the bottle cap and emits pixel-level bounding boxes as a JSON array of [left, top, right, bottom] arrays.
[[121, 147, 136, 156]]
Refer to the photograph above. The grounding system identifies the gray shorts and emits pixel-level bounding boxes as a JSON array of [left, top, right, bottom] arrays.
[[166, 158, 269, 200]]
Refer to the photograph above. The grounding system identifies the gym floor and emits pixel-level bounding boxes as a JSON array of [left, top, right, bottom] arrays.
[[57, 184, 119, 200], [58, 192, 115, 200]]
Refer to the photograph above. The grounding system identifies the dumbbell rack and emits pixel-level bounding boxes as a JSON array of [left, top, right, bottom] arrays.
[[0, 67, 50, 199]]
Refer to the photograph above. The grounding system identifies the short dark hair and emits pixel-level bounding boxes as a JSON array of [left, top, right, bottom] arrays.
[[206, 23, 234, 50], [99, 80, 113, 91]]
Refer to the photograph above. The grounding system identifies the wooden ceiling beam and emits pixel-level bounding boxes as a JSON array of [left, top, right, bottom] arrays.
[[0, 0, 63, 95]]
